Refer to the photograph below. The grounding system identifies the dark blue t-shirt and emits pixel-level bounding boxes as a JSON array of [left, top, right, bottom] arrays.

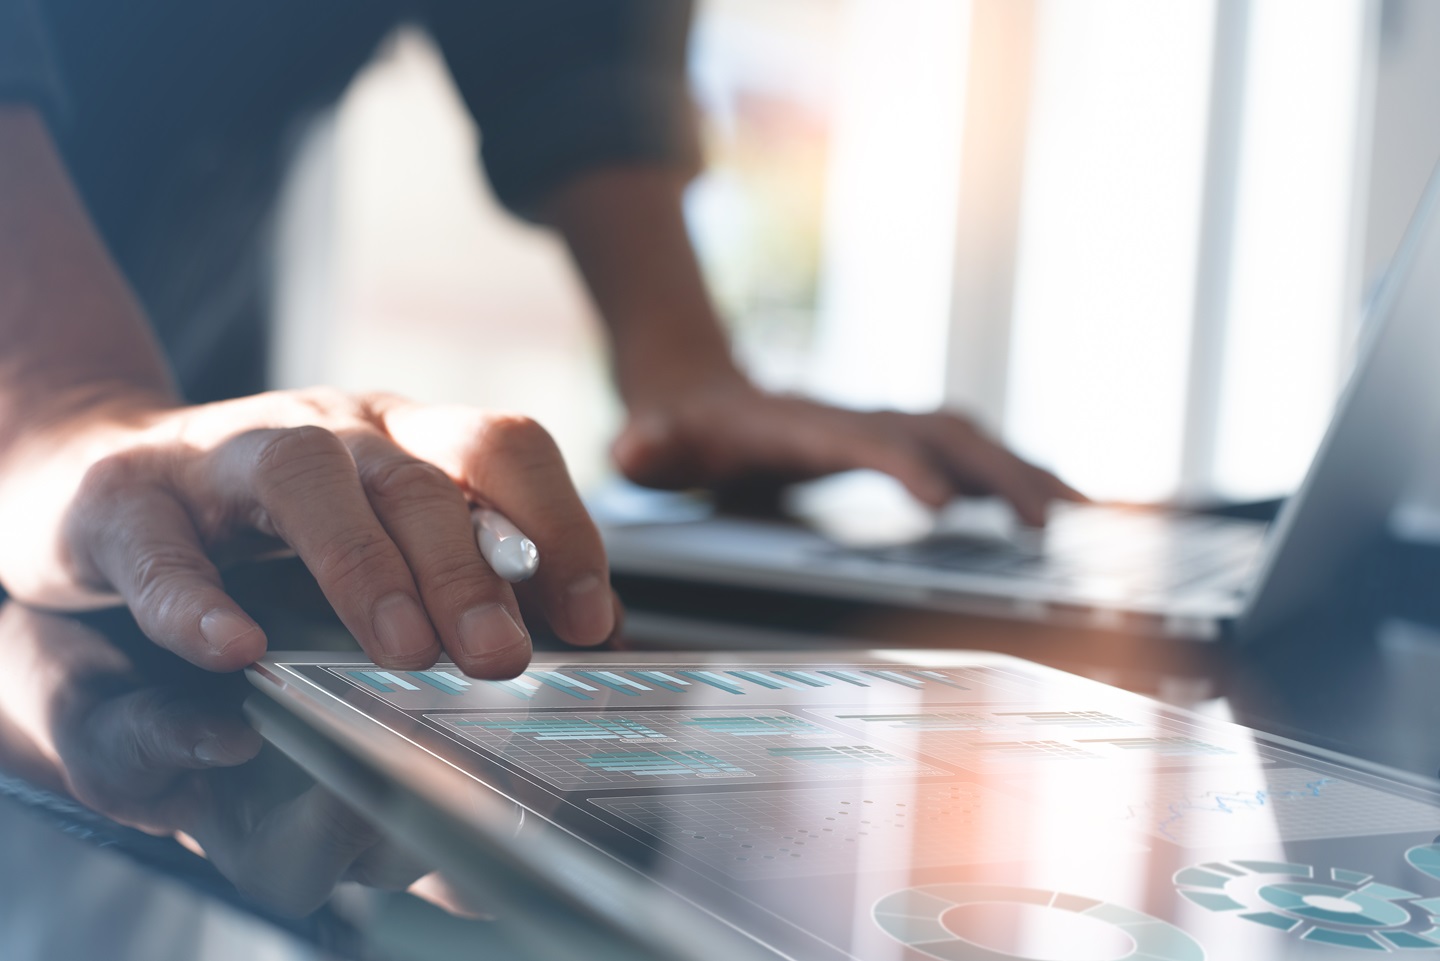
[[0, 0, 699, 400]]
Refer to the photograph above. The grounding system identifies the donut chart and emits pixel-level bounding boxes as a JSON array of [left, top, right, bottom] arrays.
[[873, 883, 1204, 961], [1175, 859, 1440, 951], [1408, 845, 1440, 882]]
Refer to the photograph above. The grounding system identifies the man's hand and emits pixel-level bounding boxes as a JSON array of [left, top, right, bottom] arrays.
[[0, 389, 616, 678], [0, 108, 614, 678], [0, 602, 438, 917], [613, 383, 1084, 526], [542, 168, 1080, 523]]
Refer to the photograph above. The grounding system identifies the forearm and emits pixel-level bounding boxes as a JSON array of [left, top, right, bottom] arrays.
[[0, 106, 176, 460], [539, 166, 747, 408]]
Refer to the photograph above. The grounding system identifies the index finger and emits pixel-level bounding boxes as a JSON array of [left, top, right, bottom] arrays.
[[199, 426, 443, 669], [378, 404, 615, 647]]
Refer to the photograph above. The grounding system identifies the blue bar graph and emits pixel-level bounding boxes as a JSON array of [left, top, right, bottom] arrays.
[[725, 670, 787, 690], [772, 670, 829, 688], [681, 715, 827, 737], [341, 663, 973, 702], [455, 717, 668, 741], [579, 750, 751, 777], [837, 712, 990, 731], [530, 672, 594, 700], [496, 677, 539, 700], [575, 671, 644, 696], [346, 670, 392, 692], [818, 670, 870, 686], [628, 671, 689, 693], [677, 670, 747, 695], [865, 670, 925, 689], [768, 745, 908, 766], [915, 670, 969, 689], [409, 670, 468, 695]]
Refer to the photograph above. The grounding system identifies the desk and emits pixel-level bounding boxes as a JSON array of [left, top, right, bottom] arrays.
[[1, 546, 1437, 960]]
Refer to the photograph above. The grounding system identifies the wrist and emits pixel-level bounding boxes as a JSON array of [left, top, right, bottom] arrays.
[[0, 382, 178, 477], [616, 345, 753, 413]]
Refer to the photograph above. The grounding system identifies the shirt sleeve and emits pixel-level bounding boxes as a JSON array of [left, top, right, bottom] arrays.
[[421, 0, 702, 219], [0, 0, 67, 126]]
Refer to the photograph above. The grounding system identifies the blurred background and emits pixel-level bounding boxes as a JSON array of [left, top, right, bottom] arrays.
[[268, 0, 1440, 507]]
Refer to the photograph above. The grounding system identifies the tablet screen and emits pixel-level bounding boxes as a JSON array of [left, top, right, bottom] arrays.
[[261, 653, 1440, 960]]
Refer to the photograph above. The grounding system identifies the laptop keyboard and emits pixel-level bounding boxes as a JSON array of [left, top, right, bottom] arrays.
[[833, 508, 1266, 601]]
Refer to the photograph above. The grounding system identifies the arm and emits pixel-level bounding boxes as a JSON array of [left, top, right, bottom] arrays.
[[0, 106, 616, 675], [540, 164, 1084, 524], [430, 0, 1082, 522], [0, 106, 176, 450], [538, 166, 743, 410]]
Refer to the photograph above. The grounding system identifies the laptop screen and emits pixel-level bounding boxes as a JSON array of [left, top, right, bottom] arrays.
[[261, 652, 1440, 960]]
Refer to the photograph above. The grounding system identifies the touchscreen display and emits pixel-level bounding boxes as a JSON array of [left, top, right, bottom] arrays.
[[268, 655, 1440, 961]]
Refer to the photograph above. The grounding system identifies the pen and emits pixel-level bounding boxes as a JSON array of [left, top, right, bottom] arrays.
[[470, 507, 540, 583]]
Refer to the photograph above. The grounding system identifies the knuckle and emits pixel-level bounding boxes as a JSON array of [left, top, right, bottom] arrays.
[[477, 414, 560, 466], [292, 386, 351, 417], [360, 457, 456, 504], [309, 528, 398, 592], [75, 452, 152, 503], [422, 552, 499, 601], [310, 795, 376, 853], [129, 544, 212, 613], [251, 426, 351, 493]]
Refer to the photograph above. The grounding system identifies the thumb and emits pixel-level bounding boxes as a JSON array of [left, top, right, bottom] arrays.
[[68, 473, 267, 672], [611, 412, 687, 488], [70, 689, 261, 802]]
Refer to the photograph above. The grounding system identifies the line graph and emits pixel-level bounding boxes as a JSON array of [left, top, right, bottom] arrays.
[[1124, 768, 1440, 845]]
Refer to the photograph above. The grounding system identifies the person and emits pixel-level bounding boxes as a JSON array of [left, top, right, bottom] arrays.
[[0, 0, 1081, 680]]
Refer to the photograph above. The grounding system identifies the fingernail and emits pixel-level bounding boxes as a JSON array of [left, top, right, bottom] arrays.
[[200, 609, 261, 659], [564, 573, 615, 642], [371, 593, 436, 659], [457, 603, 530, 661], [193, 734, 250, 766]]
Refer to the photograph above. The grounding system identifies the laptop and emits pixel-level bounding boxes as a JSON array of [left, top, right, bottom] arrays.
[[597, 164, 1440, 644], [248, 647, 1440, 960]]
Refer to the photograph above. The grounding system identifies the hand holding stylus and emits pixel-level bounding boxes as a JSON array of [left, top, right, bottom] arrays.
[[471, 507, 540, 583]]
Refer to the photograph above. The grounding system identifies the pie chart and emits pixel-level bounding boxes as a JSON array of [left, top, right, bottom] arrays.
[[1175, 858, 1440, 951], [873, 883, 1204, 961]]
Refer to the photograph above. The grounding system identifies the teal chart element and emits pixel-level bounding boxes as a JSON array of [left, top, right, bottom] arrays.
[[873, 883, 1203, 961], [1408, 845, 1440, 882], [1175, 859, 1440, 951]]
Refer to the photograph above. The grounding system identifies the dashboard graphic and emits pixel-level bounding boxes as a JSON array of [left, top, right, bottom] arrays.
[[873, 883, 1204, 961], [808, 707, 1237, 770], [1410, 845, 1440, 883], [335, 665, 990, 710], [429, 710, 945, 790], [1176, 859, 1440, 952], [1122, 769, 1440, 845], [590, 783, 1137, 880], [283, 658, 1440, 960]]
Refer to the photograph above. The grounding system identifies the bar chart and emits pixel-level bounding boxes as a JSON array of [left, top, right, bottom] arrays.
[[331, 663, 984, 710], [808, 705, 1244, 771], [427, 709, 946, 790]]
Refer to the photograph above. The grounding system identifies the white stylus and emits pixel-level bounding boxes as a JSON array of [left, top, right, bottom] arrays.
[[470, 507, 540, 582]]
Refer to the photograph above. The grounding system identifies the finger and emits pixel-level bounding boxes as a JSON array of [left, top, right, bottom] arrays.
[[772, 408, 952, 507], [379, 405, 616, 648], [345, 838, 431, 891], [68, 457, 266, 671], [921, 415, 1059, 525], [346, 432, 530, 679], [75, 689, 262, 801], [200, 784, 382, 918], [203, 426, 441, 670], [1045, 471, 1090, 504]]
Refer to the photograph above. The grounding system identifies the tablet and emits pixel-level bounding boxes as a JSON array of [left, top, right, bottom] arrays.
[[248, 650, 1440, 960]]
